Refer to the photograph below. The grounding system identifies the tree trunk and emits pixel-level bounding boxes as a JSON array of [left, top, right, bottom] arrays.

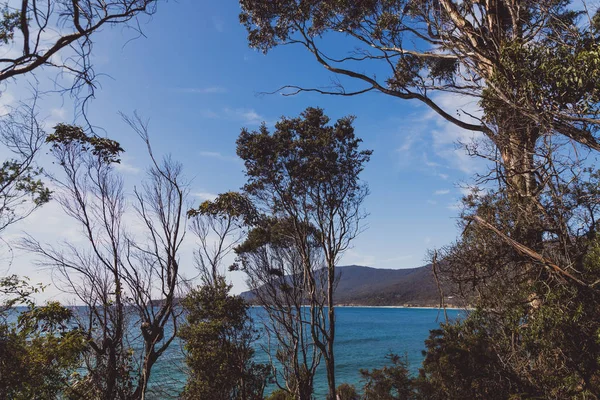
[[496, 127, 542, 248], [326, 262, 336, 400], [496, 127, 545, 310]]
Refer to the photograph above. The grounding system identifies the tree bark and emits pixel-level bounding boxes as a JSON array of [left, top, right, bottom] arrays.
[[496, 127, 542, 249], [326, 261, 336, 400]]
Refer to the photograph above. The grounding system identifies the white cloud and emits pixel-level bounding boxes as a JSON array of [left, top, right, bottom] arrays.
[[397, 92, 488, 176], [224, 108, 265, 125], [192, 192, 218, 201], [428, 93, 486, 174], [113, 155, 141, 174], [50, 108, 66, 120], [114, 161, 141, 174], [0, 91, 15, 115], [198, 107, 269, 126], [199, 109, 220, 119], [397, 134, 414, 152], [434, 189, 450, 195], [447, 201, 463, 211], [199, 150, 240, 164]]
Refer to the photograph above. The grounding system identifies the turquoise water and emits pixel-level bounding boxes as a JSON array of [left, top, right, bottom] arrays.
[[150, 307, 462, 398]]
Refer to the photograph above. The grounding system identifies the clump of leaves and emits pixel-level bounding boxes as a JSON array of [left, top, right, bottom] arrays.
[[47, 124, 124, 164], [337, 383, 360, 400], [179, 277, 270, 400], [360, 353, 414, 400], [0, 277, 86, 399]]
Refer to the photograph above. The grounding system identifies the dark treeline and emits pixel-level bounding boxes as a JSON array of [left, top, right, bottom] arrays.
[[2, 1, 600, 399]]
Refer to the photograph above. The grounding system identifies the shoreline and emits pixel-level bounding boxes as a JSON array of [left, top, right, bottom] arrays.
[[249, 304, 471, 310], [335, 305, 469, 310]]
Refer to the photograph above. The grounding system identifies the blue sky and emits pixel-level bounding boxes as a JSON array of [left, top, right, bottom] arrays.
[[2, 0, 490, 299]]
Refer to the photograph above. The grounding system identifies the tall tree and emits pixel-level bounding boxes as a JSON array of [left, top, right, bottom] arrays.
[[234, 216, 325, 399], [239, 0, 600, 247], [23, 121, 187, 400], [179, 276, 269, 400], [185, 193, 270, 400], [235, 107, 371, 400]]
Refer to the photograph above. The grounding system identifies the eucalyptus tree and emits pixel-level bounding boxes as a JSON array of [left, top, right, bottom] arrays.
[[234, 217, 325, 399], [0, 0, 161, 247], [235, 107, 371, 399], [23, 121, 188, 400], [239, 0, 600, 247], [183, 193, 269, 400], [178, 276, 269, 400]]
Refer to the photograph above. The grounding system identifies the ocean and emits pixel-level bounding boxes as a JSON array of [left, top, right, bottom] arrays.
[[149, 306, 463, 398]]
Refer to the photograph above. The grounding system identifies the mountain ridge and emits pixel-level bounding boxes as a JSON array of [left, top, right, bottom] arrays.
[[241, 264, 459, 307]]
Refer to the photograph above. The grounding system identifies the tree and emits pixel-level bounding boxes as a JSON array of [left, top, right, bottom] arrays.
[[178, 276, 270, 400], [0, 276, 87, 399], [239, 6, 600, 397], [24, 121, 187, 399], [121, 114, 188, 400], [0, 0, 161, 245], [239, 0, 600, 247], [414, 166, 600, 398], [0, 0, 158, 93], [0, 100, 50, 238], [234, 216, 325, 399], [188, 191, 250, 287], [235, 107, 371, 399], [360, 354, 414, 400]]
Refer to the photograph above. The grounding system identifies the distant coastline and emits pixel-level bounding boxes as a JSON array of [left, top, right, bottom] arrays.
[[335, 304, 468, 310]]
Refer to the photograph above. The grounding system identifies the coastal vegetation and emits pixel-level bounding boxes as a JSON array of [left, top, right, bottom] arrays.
[[1, 0, 600, 399]]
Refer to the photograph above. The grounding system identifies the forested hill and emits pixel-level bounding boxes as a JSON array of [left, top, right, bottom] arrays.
[[242, 264, 459, 307]]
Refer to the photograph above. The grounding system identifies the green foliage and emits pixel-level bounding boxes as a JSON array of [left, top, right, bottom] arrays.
[[0, 103, 51, 233], [47, 124, 124, 164], [265, 389, 295, 400], [414, 182, 600, 398], [360, 354, 414, 400], [0, 277, 86, 399], [237, 107, 372, 205], [179, 277, 270, 400], [188, 191, 258, 225], [0, 159, 51, 231], [337, 383, 360, 400], [233, 106, 371, 399], [0, 4, 21, 44]]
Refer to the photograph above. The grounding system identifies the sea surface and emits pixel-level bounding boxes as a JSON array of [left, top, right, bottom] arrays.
[[149, 307, 463, 398]]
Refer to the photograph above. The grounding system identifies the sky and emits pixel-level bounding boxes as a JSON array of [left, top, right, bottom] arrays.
[[1, 0, 492, 301]]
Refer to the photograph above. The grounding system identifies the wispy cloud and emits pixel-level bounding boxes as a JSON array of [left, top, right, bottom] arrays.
[[199, 150, 240, 164], [434, 189, 450, 195], [192, 192, 218, 201], [114, 161, 141, 175], [224, 108, 266, 125], [114, 155, 141, 174], [198, 107, 269, 126], [396, 92, 487, 176]]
